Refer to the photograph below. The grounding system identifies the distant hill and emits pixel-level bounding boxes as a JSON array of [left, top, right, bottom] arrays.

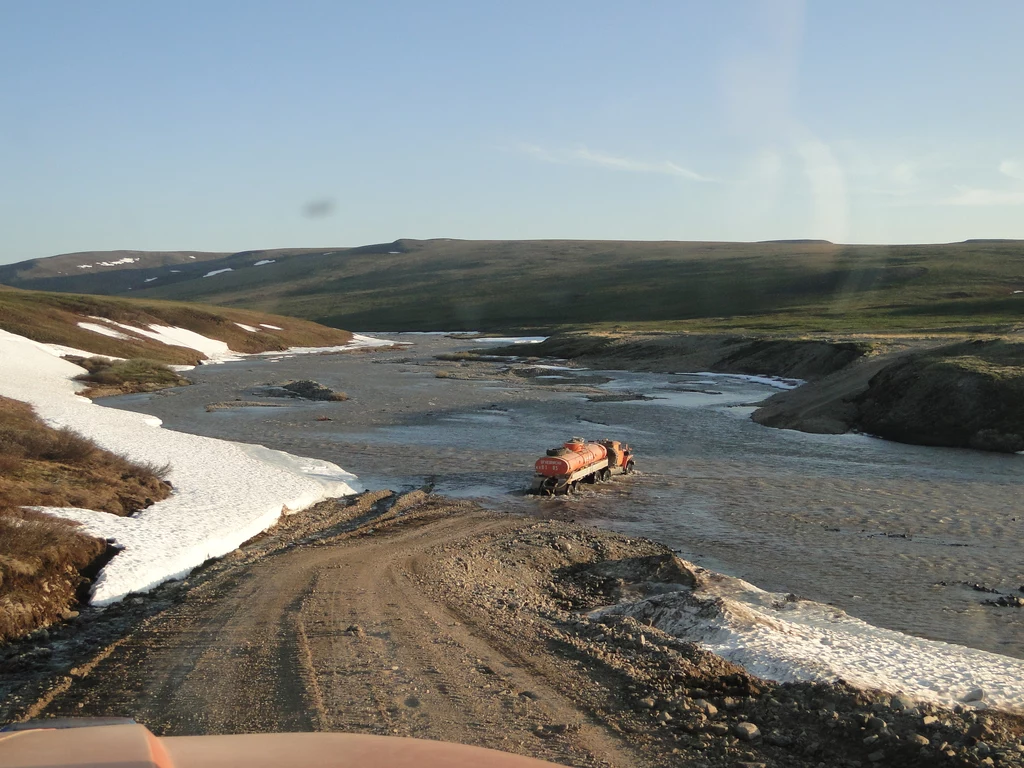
[[0, 285, 353, 365], [3, 238, 1024, 333]]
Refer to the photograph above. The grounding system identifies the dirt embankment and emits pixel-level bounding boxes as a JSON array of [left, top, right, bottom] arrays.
[[502, 333, 873, 381], [756, 339, 1024, 451], [5, 492, 1022, 767]]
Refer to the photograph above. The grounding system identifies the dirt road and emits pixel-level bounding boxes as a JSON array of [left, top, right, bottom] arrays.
[[16, 492, 1024, 768], [24, 495, 650, 767]]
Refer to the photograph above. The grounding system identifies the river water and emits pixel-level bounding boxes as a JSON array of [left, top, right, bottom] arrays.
[[103, 334, 1024, 661]]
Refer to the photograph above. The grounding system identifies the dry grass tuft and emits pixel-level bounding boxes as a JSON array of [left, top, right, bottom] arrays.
[[68, 356, 191, 398], [0, 395, 176, 641], [0, 396, 172, 516], [0, 506, 110, 642]]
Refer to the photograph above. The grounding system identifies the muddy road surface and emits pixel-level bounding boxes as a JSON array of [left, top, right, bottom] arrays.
[[16, 492, 1024, 768], [23, 495, 645, 767]]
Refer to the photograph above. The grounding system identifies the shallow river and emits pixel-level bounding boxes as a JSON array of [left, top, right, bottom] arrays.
[[104, 334, 1024, 660]]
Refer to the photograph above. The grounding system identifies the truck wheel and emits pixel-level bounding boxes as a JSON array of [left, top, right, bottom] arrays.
[[599, 468, 612, 482], [625, 460, 635, 474]]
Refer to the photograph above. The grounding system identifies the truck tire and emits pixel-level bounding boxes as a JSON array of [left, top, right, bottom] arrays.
[[625, 460, 635, 474]]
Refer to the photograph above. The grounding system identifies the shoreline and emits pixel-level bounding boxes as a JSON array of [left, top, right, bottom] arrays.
[[491, 331, 1024, 453]]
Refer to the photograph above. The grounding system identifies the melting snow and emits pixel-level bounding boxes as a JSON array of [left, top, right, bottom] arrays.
[[252, 259, 276, 266], [203, 268, 234, 278], [144, 277, 158, 283], [685, 372, 805, 391], [259, 323, 283, 330], [0, 328, 360, 605], [596, 566, 1024, 714], [98, 257, 139, 267], [474, 336, 548, 344], [234, 322, 259, 332], [76, 322, 133, 341]]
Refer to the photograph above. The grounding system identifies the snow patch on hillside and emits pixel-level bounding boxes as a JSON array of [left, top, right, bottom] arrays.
[[77, 322, 133, 341]]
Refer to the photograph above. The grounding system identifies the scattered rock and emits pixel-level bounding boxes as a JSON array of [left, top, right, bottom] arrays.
[[962, 687, 985, 703], [733, 722, 760, 741], [344, 624, 365, 637], [908, 733, 929, 746], [693, 699, 717, 717]]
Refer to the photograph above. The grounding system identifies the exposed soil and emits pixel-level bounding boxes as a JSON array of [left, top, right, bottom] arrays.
[[5, 492, 1022, 767]]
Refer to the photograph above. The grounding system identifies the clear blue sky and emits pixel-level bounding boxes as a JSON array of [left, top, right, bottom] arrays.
[[2, 1, 1023, 262]]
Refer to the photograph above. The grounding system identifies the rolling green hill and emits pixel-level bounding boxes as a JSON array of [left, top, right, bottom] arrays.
[[3, 238, 1024, 334]]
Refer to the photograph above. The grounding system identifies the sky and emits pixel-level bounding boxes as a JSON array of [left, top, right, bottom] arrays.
[[1, 1, 1023, 263]]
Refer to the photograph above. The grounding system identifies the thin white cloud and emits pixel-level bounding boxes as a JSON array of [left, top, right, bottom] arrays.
[[945, 187, 1024, 206], [517, 143, 713, 182], [796, 137, 849, 242], [999, 160, 1024, 181]]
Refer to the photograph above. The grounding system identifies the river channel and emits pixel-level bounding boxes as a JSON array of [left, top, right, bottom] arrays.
[[102, 333, 1024, 661]]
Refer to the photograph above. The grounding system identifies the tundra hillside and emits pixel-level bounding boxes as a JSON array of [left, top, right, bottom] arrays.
[[3, 238, 1024, 335], [0, 285, 352, 365]]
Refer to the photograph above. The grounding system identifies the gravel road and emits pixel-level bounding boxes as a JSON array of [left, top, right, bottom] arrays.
[[13, 492, 1023, 767]]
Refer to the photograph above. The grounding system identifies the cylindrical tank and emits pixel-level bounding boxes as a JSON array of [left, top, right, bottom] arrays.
[[535, 442, 607, 477]]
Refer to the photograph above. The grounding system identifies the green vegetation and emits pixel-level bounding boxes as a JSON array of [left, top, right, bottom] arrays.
[[12, 238, 1014, 336]]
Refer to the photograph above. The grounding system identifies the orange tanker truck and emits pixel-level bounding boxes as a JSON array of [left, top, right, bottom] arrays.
[[530, 437, 635, 495]]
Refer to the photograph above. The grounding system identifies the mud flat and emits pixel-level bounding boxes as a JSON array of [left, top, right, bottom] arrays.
[[5, 492, 1023, 768]]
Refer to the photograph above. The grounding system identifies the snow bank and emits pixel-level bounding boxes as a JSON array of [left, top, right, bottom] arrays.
[[0, 328, 360, 605], [473, 336, 548, 344], [76, 322, 132, 341], [259, 323, 282, 330], [263, 333, 403, 356], [234, 322, 259, 332], [252, 259, 276, 266], [685, 371, 805, 390], [203, 268, 233, 278], [595, 566, 1024, 714]]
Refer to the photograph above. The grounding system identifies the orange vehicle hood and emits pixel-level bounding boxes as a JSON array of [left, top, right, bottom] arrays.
[[0, 724, 562, 768]]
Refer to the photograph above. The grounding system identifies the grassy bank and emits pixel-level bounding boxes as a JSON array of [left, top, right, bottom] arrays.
[[0, 396, 173, 641], [69, 357, 192, 398]]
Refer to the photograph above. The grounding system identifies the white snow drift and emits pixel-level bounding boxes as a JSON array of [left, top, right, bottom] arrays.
[[0, 326, 390, 604], [596, 564, 1024, 713]]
